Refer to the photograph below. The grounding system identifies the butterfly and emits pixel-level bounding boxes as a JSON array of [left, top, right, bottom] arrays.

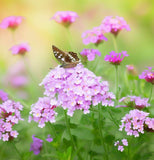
[[52, 45, 80, 68]]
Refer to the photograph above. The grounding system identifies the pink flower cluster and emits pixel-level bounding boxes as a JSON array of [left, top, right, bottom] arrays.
[[80, 48, 101, 61], [51, 11, 78, 27], [0, 90, 8, 102], [119, 96, 150, 109], [0, 16, 23, 30], [114, 139, 128, 152], [101, 16, 130, 36], [40, 64, 115, 116], [29, 97, 58, 128], [10, 43, 30, 55], [82, 26, 108, 45], [104, 51, 128, 65], [139, 67, 154, 84], [119, 109, 154, 137], [0, 100, 23, 141]]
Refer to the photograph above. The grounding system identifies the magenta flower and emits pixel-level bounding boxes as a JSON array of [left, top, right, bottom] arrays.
[[9, 43, 30, 55], [101, 16, 130, 36], [0, 16, 23, 30], [29, 97, 58, 128], [114, 139, 128, 152], [40, 64, 115, 116], [119, 96, 150, 110], [51, 11, 78, 27], [119, 109, 154, 137], [0, 100, 24, 141], [82, 26, 108, 45], [0, 90, 8, 102], [80, 48, 101, 61], [30, 135, 43, 155], [139, 67, 154, 85], [46, 135, 53, 142], [104, 51, 128, 65]]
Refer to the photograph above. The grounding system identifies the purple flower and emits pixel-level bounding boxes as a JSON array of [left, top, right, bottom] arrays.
[[30, 135, 43, 155], [104, 51, 128, 65], [121, 139, 128, 146], [40, 64, 115, 116], [82, 26, 108, 45], [114, 139, 128, 152], [0, 100, 23, 141], [29, 97, 58, 128], [0, 16, 24, 30], [119, 109, 152, 137], [80, 48, 101, 61], [9, 43, 30, 55], [145, 117, 154, 131], [51, 11, 78, 27], [46, 134, 53, 142], [101, 16, 130, 36], [0, 90, 8, 102], [139, 67, 154, 84], [119, 96, 150, 110]]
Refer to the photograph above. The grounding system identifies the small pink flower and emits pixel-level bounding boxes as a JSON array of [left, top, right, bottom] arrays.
[[139, 67, 154, 84], [126, 65, 137, 75], [9, 43, 30, 55], [102, 16, 130, 36], [46, 135, 53, 142], [114, 139, 128, 152], [80, 48, 101, 61], [104, 51, 129, 65], [51, 11, 78, 27], [0, 90, 8, 102], [0, 16, 24, 30]]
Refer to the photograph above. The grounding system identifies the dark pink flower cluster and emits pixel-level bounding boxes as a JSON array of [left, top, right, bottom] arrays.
[[82, 26, 108, 45], [51, 11, 78, 27], [80, 48, 101, 61], [0, 90, 8, 102], [104, 51, 128, 65], [139, 67, 154, 84], [101, 16, 130, 36], [119, 109, 154, 137], [114, 139, 128, 152], [0, 16, 23, 30], [0, 100, 23, 141], [119, 96, 150, 109], [29, 97, 58, 128], [10, 43, 30, 55], [40, 64, 115, 116]]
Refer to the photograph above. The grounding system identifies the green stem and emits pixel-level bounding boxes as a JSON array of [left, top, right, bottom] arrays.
[[149, 84, 153, 103], [64, 110, 83, 160], [112, 35, 118, 52], [48, 123, 57, 138], [98, 104, 108, 160], [115, 65, 119, 105], [11, 141, 22, 159], [65, 27, 73, 50]]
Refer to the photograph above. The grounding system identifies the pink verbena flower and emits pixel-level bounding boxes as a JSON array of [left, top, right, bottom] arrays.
[[80, 48, 101, 61], [40, 64, 115, 116], [145, 117, 154, 131], [29, 97, 58, 128], [0, 16, 23, 30], [139, 67, 154, 84], [104, 51, 128, 65], [119, 109, 151, 137], [51, 11, 78, 27], [0, 100, 23, 141], [82, 26, 108, 45], [0, 90, 8, 102], [30, 135, 43, 155], [9, 43, 30, 55], [114, 139, 128, 152], [46, 134, 53, 142], [101, 16, 130, 36], [119, 96, 150, 110]]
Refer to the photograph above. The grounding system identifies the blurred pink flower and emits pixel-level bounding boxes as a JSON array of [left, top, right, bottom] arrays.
[[51, 11, 78, 27], [104, 51, 128, 65], [82, 26, 107, 45], [0, 90, 8, 102], [9, 43, 30, 55], [0, 16, 24, 30], [101, 16, 130, 36], [80, 48, 101, 61], [139, 67, 154, 84], [126, 64, 137, 75], [46, 135, 53, 142], [114, 139, 128, 152]]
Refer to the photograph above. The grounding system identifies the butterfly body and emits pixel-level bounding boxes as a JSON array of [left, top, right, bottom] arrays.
[[52, 45, 80, 68]]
